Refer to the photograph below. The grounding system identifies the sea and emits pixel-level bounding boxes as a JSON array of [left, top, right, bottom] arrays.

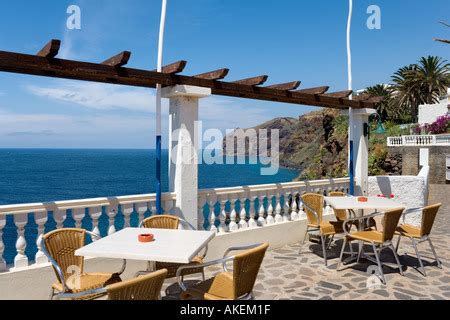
[[0, 149, 298, 264]]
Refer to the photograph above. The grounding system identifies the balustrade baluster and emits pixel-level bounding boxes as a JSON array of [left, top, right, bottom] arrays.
[[0, 215, 6, 271], [257, 193, 267, 227], [53, 209, 67, 229], [72, 208, 85, 229], [13, 213, 28, 269], [135, 202, 148, 227], [208, 195, 217, 233], [266, 194, 275, 225], [198, 195, 206, 230], [89, 207, 102, 239], [228, 196, 239, 232], [238, 196, 248, 229], [34, 211, 48, 265], [218, 196, 229, 233], [248, 194, 258, 228], [275, 192, 283, 223], [107, 204, 118, 235], [283, 193, 291, 222], [290, 192, 300, 221], [121, 204, 133, 228]]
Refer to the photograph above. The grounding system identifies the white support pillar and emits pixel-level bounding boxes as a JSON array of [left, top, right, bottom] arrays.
[[162, 85, 211, 228], [347, 108, 376, 196]]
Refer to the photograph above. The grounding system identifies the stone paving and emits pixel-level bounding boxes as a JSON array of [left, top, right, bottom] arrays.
[[164, 185, 450, 300]]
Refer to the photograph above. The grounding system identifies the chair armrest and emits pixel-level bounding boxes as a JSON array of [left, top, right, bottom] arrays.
[[401, 207, 424, 224], [302, 202, 321, 224], [222, 243, 265, 272], [342, 211, 386, 236], [39, 236, 68, 292], [176, 256, 235, 292], [56, 287, 107, 300]]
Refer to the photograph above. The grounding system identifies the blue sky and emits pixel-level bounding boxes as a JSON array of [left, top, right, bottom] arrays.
[[0, 0, 448, 148]]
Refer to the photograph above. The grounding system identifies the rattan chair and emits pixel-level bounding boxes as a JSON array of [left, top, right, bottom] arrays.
[[177, 243, 269, 300], [300, 193, 352, 266], [137, 215, 207, 280], [337, 208, 405, 284], [57, 269, 168, 300], [41, 228, 126, 300], [395, 204, 442, 276]]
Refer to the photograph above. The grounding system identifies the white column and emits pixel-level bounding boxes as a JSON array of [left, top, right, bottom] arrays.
[[348, 108, 376, 196], [163, 85, 211, 229], [34, 211, 48, 265], [13, 213, 28, 269]]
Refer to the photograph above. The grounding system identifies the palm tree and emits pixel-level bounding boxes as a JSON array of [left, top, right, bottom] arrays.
[[364, 84, 395, 122], [391, 56, 449, 122]]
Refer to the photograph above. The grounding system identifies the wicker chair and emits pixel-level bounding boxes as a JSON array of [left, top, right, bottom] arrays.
[[41, 228, 126, 300], [138, 215, 207, 280], [337, 208, 405, 284], [395, 204, 442, 276], [300, 193, 351, 266], [177, 243, 269, 300], [57, 269, 168, 300]]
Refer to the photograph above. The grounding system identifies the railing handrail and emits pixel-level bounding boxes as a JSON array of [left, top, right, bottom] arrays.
[[0, 192, 177, 216]]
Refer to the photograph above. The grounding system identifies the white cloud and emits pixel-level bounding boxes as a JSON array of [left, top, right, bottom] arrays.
[[27, 82, 155, 112]]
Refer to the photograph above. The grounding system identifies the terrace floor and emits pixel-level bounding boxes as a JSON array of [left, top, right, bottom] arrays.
[[163, 184, 450, 300]]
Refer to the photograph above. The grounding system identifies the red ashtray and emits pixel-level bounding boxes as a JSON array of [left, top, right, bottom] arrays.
[[139, 234, 155, 243], [358, 197, 368, 202]]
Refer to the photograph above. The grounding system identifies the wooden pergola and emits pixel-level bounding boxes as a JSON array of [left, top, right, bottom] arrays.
[[0, 39, 383, 110]]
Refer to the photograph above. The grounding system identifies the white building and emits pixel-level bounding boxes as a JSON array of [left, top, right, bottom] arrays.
[[418, 88, 450, 125]]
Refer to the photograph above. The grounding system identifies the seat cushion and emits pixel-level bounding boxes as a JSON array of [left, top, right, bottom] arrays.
[[320, 221, 344, 236], [346, 230, 384, 244], [52, 272, 121, 296], [396, 224, 421, 238], [181, 272, 234, 300], [156, 256, 204, 278]]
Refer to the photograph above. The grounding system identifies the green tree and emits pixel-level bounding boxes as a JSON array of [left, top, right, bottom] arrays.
[[364, 84, 395, 122]]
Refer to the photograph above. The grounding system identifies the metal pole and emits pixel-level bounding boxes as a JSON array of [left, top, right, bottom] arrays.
[[347, 0, 355, 195], [156, 0, 168, 214]]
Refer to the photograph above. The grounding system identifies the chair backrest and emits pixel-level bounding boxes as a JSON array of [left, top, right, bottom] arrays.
[[106, 269, 168, 300], [141, 215, 180, 230], [301, 193, 324, 226], [382, 208, 405, 242], [328, 191, 348, 222], [233, 243, 269, 299], [42, 228, 86, 283], [420, 203, 441, 237]]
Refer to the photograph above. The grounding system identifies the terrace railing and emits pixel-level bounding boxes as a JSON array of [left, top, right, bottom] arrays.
[[387, 134, 450, 147], [0, 178, 349, 272]]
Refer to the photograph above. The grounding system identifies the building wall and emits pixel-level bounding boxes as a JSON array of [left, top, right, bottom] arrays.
[[418, 98, 449, 125], [389, 146, 450, 184]]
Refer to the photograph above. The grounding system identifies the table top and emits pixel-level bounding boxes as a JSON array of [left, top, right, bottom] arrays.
[[324, 196, 405, 211], [75, 228, 216, 264]]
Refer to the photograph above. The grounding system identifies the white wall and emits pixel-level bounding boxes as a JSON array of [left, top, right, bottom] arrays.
[[418, 96, 449, 125], [368, 166, 429, 226]]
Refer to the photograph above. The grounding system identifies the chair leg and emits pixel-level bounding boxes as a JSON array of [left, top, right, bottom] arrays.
[[357, 241, 364, 263], [326, 235, 335, 250], [411, 239, 426, 277], [395, 235, 402, 253], [49, 288, 55, 300], [337, 238, 347, 271], [371, 243, 386, 285], [427, 238, 442, 269], [201, 270, 206, 281], [389, 244, 404, 276], [321, 235, 328, 266]]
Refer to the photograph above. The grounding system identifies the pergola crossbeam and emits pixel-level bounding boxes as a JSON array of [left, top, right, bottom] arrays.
[[295, 86, 329, 94], [194, 68, 229, 80], [102, 51, 131, 67], [37, 39, 61, 58], [266, 81, 301, 90], [232, 75, 268, 86], [154, 60, 187, 74]]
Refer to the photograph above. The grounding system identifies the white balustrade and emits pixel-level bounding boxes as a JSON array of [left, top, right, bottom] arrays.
[[0, 179, 348, 272], [387, 134, 450, 147]]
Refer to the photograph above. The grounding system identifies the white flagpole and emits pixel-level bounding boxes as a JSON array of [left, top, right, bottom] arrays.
[[347, 0, 355, 195], [156, 0, 168, 214]]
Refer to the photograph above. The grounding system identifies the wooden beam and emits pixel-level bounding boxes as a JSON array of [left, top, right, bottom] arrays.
[[0, 50, 378, 109], [194, 68, 229, 80], [364, 96, 384, 104], [322, 90, 353, 98], [295, 86, 329, 94], [101, 51, 131, 67], [37, 39, 61, 58], [154, 60, 187, 74], [434, 38, 450, 44], [266, 81, 301, 90], [233, 75, 268, 86], [352, 93, 371, 101]]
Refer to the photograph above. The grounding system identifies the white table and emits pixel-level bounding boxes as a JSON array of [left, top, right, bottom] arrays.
[[75, 228, 215, 264], [324, 196, 404, 212]]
